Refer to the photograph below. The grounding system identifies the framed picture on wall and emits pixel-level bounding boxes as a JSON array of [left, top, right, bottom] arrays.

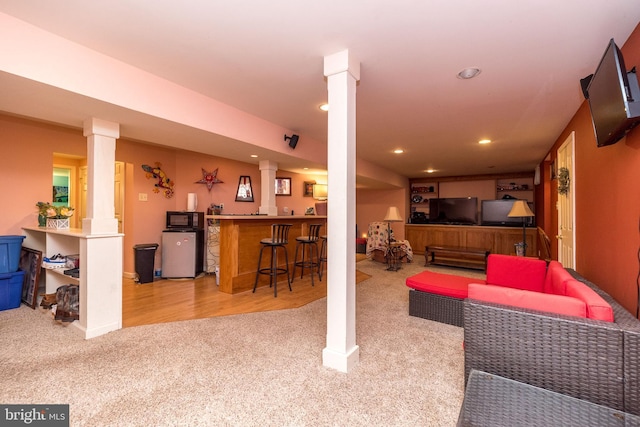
[[20, 247, 43, 309], [235, 176, 254, 202], [303, 181, 315, 197], [275, 177, 291, 196]]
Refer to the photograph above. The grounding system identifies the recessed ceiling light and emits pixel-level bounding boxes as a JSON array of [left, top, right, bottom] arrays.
[[319, 103, 329, 112], [457, 67, 481, 79], [425, 169, 435, 174], [478, 139, 491, 145], [393, 149, 404, 154], [250, 154, 258, 158]]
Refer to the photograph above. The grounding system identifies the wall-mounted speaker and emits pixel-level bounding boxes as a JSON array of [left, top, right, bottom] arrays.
[[284, 134, 299, 149]]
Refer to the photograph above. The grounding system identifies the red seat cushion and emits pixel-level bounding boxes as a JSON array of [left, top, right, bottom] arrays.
[[406, 270, 483, 299], [486, 254, 547, 292], [468, 283, 588, 318]]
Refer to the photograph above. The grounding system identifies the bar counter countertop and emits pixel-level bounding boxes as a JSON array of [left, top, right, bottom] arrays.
[[206, 215, 327, 294]]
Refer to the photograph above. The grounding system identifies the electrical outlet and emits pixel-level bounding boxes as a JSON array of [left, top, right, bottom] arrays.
[[138, 193, 148, 201], [219, 203, 224, 210]]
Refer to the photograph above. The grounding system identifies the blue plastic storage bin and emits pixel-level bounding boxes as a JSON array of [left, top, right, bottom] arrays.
[[0, 270, 25, 311], [0, 235, 25, 274]]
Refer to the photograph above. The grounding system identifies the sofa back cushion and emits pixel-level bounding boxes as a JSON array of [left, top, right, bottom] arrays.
[[544, 261, 574, 295], [468, 283, 588, 318], [486, 254, 547, 292], [564, 279, 614, 322]]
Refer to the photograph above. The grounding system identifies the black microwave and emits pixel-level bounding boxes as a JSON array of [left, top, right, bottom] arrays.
[[165, 211, 204, 229]]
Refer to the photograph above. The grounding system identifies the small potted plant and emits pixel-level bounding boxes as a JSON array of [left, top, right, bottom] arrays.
[[36, 202, 52, 227], [38, 202, 75, 229]]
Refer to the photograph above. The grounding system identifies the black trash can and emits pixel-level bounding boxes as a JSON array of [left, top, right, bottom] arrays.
[[133, 243, 158, 284]]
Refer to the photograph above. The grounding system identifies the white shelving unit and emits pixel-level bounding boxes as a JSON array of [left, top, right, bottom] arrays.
[[23, 227, 80, 293], [23, 226, 124, 339]]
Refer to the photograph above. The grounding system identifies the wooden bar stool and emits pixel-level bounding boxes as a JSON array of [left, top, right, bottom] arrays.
[[253, 224, 292, 297], [292, 224, 322, 286], [318, 234, 327, 281]]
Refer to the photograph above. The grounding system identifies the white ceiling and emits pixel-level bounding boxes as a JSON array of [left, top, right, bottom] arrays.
[[1, 1, 640, 184]]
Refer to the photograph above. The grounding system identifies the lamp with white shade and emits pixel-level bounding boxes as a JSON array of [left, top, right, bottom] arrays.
[[313, 184, 328, 216], [383, 206, 403, 270], [507, 200, 535, 256]]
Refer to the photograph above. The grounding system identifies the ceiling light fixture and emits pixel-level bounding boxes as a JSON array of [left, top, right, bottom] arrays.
[[457, 67, 481, 79], [250, 154, 258, 158], [425, 169, 435, 174], [393, 149, 404, 154], [478, 139, 491, 144]]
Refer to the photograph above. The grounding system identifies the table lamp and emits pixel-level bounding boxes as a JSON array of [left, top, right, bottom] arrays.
[[384, 206, 403, 270], [313, 184, 328, 216], [507, 200, 535, 256]]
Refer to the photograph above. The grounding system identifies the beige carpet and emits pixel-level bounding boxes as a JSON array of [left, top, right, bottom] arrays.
[[0, 260, 485, 426]]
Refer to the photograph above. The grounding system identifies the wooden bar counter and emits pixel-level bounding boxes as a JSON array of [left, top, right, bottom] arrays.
[[207, 215, 327, 294]]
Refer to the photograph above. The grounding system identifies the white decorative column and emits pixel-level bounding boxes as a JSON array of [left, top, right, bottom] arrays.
[[76, 118, 124, 339], [259, 160, 278, 216], [322, 49, 360, 372], [82, 118, 119, 235]]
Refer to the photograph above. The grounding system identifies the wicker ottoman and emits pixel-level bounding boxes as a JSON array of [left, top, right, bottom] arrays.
[[406, 270, 481, 327], [458, 370, 640, 426]]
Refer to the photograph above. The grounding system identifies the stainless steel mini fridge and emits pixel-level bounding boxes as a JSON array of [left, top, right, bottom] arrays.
[[161, 229, 204, 278]]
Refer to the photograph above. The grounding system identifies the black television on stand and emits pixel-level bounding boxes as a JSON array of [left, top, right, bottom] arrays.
[[481, 199, 535, 227], [582, 38, 640, 147], [428, 197, 478, 225]]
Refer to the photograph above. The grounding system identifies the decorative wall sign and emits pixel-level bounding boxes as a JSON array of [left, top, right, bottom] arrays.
[[235, 176, 254, 202], [196, 168, 223, 191], [275, 177, 291, 196], [142, 162, 174, 198], [303, 181, 315, 197]]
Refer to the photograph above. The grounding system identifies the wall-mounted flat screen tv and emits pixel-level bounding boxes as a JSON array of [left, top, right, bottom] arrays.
[[428, 197, 477, 225], [481, 199, 535, 227], [583, 38, 640, 147]]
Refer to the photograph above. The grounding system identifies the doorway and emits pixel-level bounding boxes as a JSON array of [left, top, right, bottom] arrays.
[[557, 132, 576, 268]]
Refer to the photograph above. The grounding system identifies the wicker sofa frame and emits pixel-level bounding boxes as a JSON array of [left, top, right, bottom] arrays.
[[463, 268, 640, 416]]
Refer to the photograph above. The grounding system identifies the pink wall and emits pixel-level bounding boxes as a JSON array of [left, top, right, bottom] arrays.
[[1, 114, 345, 275], [2, 115, 86, 232], [356, 188, 408, 240]]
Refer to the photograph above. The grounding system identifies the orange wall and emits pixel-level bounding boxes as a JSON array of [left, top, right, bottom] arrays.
[[541, 23, 640, 315]]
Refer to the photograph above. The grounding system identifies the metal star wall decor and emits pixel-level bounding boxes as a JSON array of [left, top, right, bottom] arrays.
[[196, 168, 223, 191]]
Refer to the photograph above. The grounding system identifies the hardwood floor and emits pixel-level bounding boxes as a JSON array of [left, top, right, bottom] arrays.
[[123, 256, 371, 328]]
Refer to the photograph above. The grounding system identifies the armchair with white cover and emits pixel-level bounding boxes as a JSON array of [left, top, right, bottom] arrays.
[[365, 221, 413, 264]]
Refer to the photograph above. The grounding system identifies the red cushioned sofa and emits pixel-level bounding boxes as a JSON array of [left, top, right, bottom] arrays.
[[406, 254, 640, 415], [406, 254, 613, 326]]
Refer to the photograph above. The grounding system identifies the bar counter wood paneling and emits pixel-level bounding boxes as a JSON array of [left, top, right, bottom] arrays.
[[208, 215, 327, 294], [405, 224, 537, 257]]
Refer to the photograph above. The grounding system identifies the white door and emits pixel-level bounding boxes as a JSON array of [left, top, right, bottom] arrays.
[[114, 161, 124, 234], [557, 132, 576, 268]]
